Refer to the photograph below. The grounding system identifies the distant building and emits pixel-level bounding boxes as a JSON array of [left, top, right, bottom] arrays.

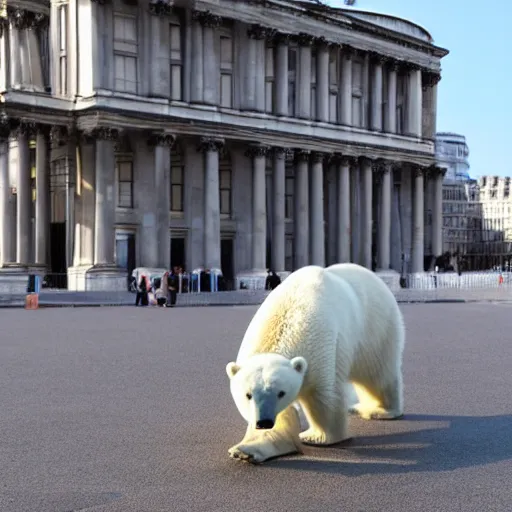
[[435, 132, 483, 269], [477, 176, 512, 269]]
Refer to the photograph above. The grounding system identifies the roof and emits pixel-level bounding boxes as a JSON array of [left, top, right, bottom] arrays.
[[287, 1, 436, 44]]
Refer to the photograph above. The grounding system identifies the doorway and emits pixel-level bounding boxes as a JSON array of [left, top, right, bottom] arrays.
[[171, 237, 186, 270], [221, 238, 234, 289], [116, 233, 136, 273], [49, 222, 67, 288]]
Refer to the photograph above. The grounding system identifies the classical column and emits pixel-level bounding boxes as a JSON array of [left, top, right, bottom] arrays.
[[407, 65, 423, 137], [201, 12, 221, 106], [360, 157, 373, 269], [199, 137, 223, 270], [340, 45, 353, 125], [316, 42, 329, 122], [412, 166, 425, 273], [377, 161, 392, 270], [93, 127, 118, 266], [8, 12, 22, 87], [275, 34, 289, 117], [246, 25, 269, 113], [294, 150, 309, 269], [247, 145, 269, 271], [148, 2, 171, 98], [350, 161, 360, 263], [431, 166, 445, 258], [272, 148, 286, 272], [421, 71, 441, 140], [14, 123, 32, 265], [431, 73, 441, 136], [190, 11, 204, 103], [149, 133, 174, 269], [385, 61, 398, 133], [297, 34, 313, 119], [337, 156, 351, 263], [310, 152, 325, 266], [0, 118, 14, 265], [244, 26, 258, 110], [370, 53, 384, 131], [35, 128, 49, 266]]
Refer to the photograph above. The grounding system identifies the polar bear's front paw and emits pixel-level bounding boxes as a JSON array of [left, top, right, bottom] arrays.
[[299, 428, 349, 446], [228, 444, 265, 464]]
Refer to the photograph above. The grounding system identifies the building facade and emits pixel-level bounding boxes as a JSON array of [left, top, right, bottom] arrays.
[[476, 176, 512, 270], [434, 132, 483, 268], [0, 0, 448, 290]]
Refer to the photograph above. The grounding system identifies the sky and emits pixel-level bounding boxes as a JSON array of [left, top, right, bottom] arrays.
[[326, 0, 509, 178]]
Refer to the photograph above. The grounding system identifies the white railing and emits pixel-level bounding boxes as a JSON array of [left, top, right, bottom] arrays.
[[407, 271, 512, 290]]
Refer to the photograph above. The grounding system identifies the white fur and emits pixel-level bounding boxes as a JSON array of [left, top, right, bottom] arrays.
[[226, 263, 405, 464]]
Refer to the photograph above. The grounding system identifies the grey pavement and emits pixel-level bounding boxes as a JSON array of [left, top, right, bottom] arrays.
[[1, 285, 512, 308], [1, 303, 512, 512]]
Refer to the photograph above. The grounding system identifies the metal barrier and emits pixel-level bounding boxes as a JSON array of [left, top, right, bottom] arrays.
[[406, 271, 512, 290]]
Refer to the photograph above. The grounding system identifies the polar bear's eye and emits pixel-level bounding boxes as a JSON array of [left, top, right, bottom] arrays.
[[246, 393, 252, 400], [278, 391, 286, 399]]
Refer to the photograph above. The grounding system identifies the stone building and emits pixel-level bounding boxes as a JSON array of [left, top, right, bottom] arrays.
[[476, 176, 512, 269], [0, 0, 448, 290]]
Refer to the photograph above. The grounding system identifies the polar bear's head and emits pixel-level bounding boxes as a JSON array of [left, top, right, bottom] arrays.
[[226, 353, 307, 430]]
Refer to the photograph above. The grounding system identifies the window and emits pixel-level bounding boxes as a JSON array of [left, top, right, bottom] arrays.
[[310, 49, 317, 120], [171, 145, 184, 212], [169, 16, 183, 100], [285, 237, 293, 271], [328, 47, 339, 123], [381, 66, 388, 128], [219, 154, 232, 215], [113, 14, 138, 94], [58, 3, 68, 95], [265, 43, 274, 113], [396, 73, 406, 134], [285, 175, 294, 219], [30, 140, 36, 206], [288, 46, 297, 116], [219, 32, 233, 108], [116, 158, 133, 208], [351, 59, 363, 127]]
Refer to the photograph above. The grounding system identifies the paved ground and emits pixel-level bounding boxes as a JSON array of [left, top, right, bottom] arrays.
[[1, 303, 511, 512]]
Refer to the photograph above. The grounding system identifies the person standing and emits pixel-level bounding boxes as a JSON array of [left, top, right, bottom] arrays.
[[135, 275, 150, 306], [166, 269, 178, 307]]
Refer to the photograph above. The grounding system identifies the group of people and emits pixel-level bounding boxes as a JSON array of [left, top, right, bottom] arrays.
[[135, 270, 179, 308]]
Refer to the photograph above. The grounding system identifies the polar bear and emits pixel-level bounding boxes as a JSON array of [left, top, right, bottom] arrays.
[[226, 263, 405, 464]]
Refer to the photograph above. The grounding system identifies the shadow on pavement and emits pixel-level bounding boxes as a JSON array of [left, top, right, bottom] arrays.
[[266, 413, 512, 475]]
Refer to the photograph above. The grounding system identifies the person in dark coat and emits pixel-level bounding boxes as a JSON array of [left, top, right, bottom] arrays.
[[166, 271, 178, 307], [135, 275, 149, 306], [265, 270, 282, 291]]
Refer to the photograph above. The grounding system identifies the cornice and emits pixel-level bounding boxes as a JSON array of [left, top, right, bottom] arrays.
[[1, 98, 436, 167], [195, 0, 446, 66]]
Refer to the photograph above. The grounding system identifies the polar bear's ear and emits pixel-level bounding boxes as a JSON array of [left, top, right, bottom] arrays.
[[226, 362, 241, 379], [290, 357, 307, 375]]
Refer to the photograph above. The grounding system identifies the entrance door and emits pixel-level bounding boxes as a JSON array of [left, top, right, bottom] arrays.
[[116, 233, 136, 273], [50, 222, 67, 288], [116, 233, 136, 290], [221, 238, 234, 290], [170, 237, 186, 270]]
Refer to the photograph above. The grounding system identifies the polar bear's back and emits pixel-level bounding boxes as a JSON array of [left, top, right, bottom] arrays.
[[237, 264, 403, 365]]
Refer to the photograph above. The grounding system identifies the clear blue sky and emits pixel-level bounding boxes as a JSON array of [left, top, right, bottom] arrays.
[[326, 0, 509, 178]]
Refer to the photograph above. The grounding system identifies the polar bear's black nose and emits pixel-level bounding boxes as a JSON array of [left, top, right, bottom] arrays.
[[256, 419, 275, 430]]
